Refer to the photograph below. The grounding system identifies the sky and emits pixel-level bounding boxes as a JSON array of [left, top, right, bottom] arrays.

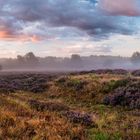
[[0, 0, 140, 58]]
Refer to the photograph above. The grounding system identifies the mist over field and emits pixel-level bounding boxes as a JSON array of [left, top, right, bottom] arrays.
[[0, 52, 140, 72]]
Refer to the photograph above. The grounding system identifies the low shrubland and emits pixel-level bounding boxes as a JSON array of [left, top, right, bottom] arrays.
[[0, 71, 140, 139], [0, 74, 55, 93]]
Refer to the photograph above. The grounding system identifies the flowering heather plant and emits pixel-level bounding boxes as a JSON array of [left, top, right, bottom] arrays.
[[0, 74, 53, 93], [63, 111, 96, 127], [103, 79, 140, 109], [29, 100, 70, 112]]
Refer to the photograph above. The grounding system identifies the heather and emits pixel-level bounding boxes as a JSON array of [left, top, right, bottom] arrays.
[[0, 71, 139, 140]]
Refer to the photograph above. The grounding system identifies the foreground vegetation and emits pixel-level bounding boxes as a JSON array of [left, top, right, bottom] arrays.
[[0, 71, 140, 140]]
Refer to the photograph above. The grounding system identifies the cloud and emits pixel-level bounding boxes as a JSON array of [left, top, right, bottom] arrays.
[[0, 0, 139, 41], [37, 39, 113, 57], [99, 0, 140, 16]]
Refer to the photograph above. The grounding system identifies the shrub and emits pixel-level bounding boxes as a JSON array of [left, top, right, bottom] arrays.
[[103, 79, 140, 109], [66, 79, 86, 91], [131, 70, 140, 76], [56, 77, 87, 91], [90, 69, 128, 75], [29, 100, 69, 112], [102, 79, 129, 94], [63, 111, 96, 127], [0, 74, 51, 93]]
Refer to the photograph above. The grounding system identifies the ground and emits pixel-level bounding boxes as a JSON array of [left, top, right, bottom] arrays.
[[0, 71, 140, 140]]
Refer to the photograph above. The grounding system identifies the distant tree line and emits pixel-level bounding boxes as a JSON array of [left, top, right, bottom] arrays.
[[0, 51, 140, 71]]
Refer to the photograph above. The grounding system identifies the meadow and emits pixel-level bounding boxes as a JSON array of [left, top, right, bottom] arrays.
[[0, 70, 140, 140]]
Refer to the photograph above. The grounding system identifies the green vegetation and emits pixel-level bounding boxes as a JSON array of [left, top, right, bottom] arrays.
[[87, 129, 122, 140], [101, 79, 129, 94]]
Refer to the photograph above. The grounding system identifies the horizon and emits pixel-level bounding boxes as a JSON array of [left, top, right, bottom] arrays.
[[0, 0, 140, 58], [0, 51, 134, 59]]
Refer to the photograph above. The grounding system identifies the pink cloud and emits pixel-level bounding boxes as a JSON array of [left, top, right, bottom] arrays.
[[99, 0, 140, 16], [0, 30, 43, 42]]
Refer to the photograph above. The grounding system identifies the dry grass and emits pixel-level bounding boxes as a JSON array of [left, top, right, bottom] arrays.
[[0, 73, 140, 140]]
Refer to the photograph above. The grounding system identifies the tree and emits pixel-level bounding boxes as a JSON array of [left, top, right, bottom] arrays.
[[71, 54, 83, 69], [24, 52, 39, 66], [0, 65, 2, 71], [131, 52, 140, 63], [71, 54, 81, 61], [17, 55, 25, 64]]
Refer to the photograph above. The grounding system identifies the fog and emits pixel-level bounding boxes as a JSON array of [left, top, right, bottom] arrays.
[[0, 52, 140, 72]]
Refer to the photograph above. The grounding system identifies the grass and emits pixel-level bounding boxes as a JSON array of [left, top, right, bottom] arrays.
[[87, 129, 122, 140], [0, 73, 139, 139]]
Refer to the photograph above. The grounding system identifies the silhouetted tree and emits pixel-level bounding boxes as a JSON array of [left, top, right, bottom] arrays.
[[17, 55, 25, 64], [131, 52, 140, 63], [71, 54, 83, 69], [24, 52, 39, 66], [0, 65, 2, 71], [71, 54, 81, 61]]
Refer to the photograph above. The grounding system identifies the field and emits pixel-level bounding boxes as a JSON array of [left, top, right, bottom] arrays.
[[0, 70, 140, 140]]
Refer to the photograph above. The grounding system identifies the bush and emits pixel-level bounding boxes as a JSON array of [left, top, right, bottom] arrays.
[[90, 69, 128, 75], [66, 79, 87, 91], [63, 111, 96, 127], [0, 74, 51, 93], [103, 79, 140, 109], [131, 70, 140, 76], [102, 79, 129, 94], [56, 78, 87, 91], [29, 100, 69, 112]]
